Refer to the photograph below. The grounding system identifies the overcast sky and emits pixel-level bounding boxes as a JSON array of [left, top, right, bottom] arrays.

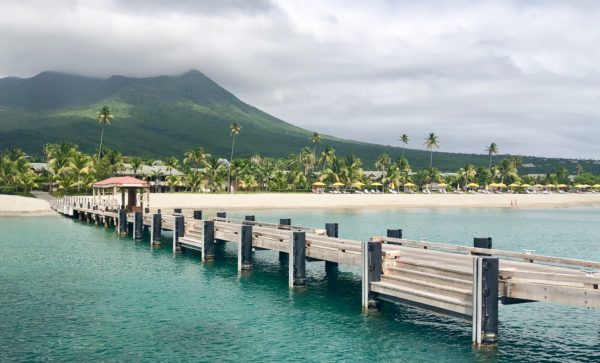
[[1, 0, 600, 159]]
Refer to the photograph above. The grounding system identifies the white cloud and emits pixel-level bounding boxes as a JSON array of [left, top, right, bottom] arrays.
[[1, 0, 599, 158]]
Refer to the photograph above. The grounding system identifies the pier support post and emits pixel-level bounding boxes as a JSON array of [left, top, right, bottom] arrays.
[[104, 215, 109, 228], [387, 229, 402, 239], [279, 218, 291, 262], [134, 211, 143, 241], [289, 232, 306, 287], [172, 215, 184, 253], [174, 208, 182, 214], [193, 210, 203, 220], [362, 238, 382, 310], [217, 212, 227, 219], [244, 215, 255, 224], [472, 257, 499, 345], [202, 220, 215, 261], [151, 213, 162, 245], [239, 225, 253, 271], [474, 237, 492, 256], [118, 209, 127, 236], [325, 223, 339, 270]]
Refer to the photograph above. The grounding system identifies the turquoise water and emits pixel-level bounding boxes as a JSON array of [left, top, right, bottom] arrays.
[[1, 208, 600, 362]]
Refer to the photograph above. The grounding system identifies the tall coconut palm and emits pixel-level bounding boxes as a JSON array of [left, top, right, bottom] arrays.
[[310, 132, 322, 156], [96, 106, 113, 161], [130, 157, 143, 176], [423, 132, 439, 169], [485, 142, 499, 169], [227, 122, 241, 192], [319, 146, 336, 169], [184, 147, 211, 169], [375, 153, 391, 174], [400, 134, 409, 158]]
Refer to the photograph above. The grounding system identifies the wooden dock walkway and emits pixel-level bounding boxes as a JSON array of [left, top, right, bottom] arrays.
[[49, 196, 600, 346]]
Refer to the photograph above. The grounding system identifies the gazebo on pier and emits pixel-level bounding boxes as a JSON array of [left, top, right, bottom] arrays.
[[92, 176, 150, 212]]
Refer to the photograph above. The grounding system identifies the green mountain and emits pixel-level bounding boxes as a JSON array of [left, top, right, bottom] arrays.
[[0, 70, 597, 174]]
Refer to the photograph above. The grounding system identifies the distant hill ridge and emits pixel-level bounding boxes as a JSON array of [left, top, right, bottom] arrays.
[[0, 70, 597, 173]]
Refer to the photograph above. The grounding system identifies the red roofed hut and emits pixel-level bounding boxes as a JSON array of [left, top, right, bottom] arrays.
[[92, 176, 150, 212]]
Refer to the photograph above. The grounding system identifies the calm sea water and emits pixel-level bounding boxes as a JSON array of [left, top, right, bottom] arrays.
[[1, 208, 600, 362]]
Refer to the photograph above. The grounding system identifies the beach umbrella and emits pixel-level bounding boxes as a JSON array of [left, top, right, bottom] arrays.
[[496, 183, 506, 188], [312, 182, 326, 186], [467, 182, 479, 188], [351, 181, 365, 188], [437, 183, 448, 187], [403, 182, 416, 187], [488, 182, 498, 187], [534, 184, 544, 188], [545, 184, 556, 188], [371, 182, 383, 186], [331, 182, 345, 187], [582, 184, 591, 188], [508, 183, 520, 188], [593, 184, 600, 188], [557, 184, 568, 188], [521, 183, 531, 188]]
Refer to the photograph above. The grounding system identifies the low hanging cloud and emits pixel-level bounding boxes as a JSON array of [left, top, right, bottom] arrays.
[[1, 0, 599, 159]]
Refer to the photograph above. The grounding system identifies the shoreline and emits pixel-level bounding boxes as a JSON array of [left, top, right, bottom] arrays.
[[148, 192, 600, 211], [0, 195, 54, 216]]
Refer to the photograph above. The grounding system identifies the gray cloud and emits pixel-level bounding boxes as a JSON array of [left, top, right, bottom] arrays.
[[1, 0, 599, 159]]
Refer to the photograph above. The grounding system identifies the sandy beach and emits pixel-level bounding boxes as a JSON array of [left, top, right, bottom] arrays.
[[149, 192, 600, 210], [0, 195, 54, 216]]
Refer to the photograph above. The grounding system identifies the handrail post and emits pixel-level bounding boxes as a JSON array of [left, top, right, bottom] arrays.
[[118, 208, 127, 235], [134, 211, 143, 241], [278, 218, 292, 262], [172, 215, 184, 253], [474, 237, 492, 256]]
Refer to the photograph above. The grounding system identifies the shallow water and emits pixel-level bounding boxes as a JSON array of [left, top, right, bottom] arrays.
[[1, 208, 599, 362]]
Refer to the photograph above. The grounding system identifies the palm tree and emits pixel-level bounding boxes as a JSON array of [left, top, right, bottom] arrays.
[[184, 147, 211, 169], [228, 122, 241, 192], [485, 143, 499, 169], [400, 134, 409, 158], [423, 132, 439, 169], [319, 146, 336, 169], [96, 106, 113, 161], [375, 153, 391, 174], [310, 132, 322, 156], [71, 152, 94, 192], [130, 157, 143, 176]]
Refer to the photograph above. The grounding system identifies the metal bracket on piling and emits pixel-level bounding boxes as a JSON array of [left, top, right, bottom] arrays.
[[362, 238, 382, 310], [289, 231, 306, 287], [472, 256, 499, 345], [239, 225, 253, 271], [202, 220, 215, 261]]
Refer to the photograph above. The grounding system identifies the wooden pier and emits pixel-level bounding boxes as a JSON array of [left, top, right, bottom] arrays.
[[49, 196, 600, 346]]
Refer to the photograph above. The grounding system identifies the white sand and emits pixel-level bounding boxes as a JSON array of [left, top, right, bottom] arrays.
[[0, 195, 54, 216], [149, 192, 600, 210]]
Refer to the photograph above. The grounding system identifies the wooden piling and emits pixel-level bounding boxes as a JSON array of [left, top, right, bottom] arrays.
[[151, 213, 162, 245], [202, 220, 215, 261], [239, 225, 253, 271], [325, 223, 339, 270], [289, 231, 306, 287], [472, 257, 499, 345], [217, 212, 227, 218], [386, 229, 402, 239], [134, 211, 143, 240], [173, 215, 184, 253], [118, 209, 127, 236], [193, 210, 203, 220], [473, 237, 492, 256], [362, 238, 382, 309]]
